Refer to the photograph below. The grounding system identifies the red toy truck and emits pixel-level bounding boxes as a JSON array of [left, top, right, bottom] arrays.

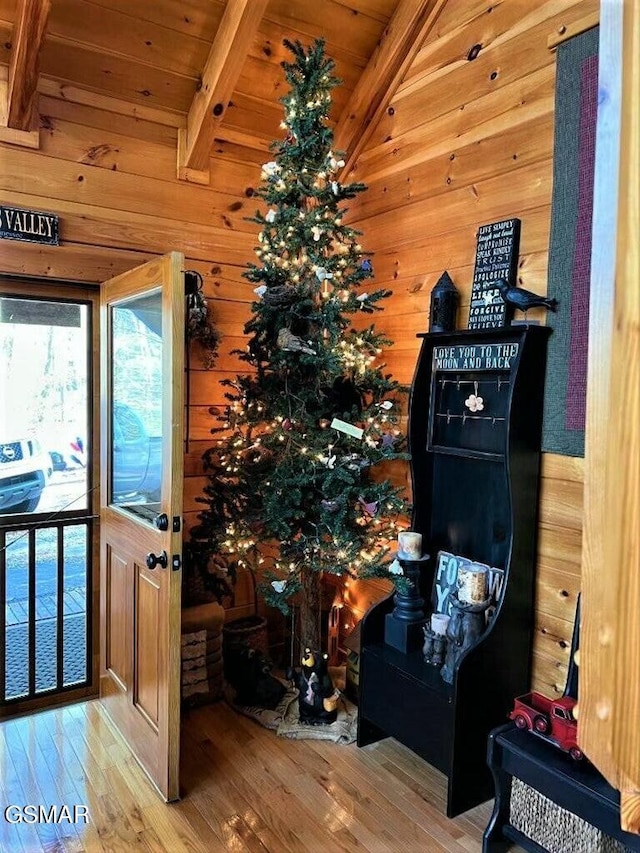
[[509, 692, 584, 760]]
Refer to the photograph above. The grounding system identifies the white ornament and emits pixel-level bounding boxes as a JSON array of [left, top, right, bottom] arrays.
[[315, 266, 333, 282], [253, 285, 267, 298], [311, 226, 322, 242], [388, 559, 403, 576], [331, 181, 340, 195], [464, 381, 484, 412], [265, 209, 277, 223], [329, 156, 346, 171], [464, 394, 484, 412], [377, 400, 393, 411], [261, 161, 279, 179], [271, 580, 286, 593], [356, 293, 369, 302], [319, 454, 336, 469]]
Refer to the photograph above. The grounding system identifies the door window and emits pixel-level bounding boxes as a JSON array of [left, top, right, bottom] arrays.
[[110, 291, 163, 523]]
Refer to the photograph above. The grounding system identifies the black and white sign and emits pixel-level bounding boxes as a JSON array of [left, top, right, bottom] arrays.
[[432, 342, 519, 372], [468, 218, 520, 329], [0, 205, 59, 246], [432, 551, 505, 618]]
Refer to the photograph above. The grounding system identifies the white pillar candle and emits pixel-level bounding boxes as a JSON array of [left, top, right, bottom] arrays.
[[431, 613, 450, 636], [457, 565, 488, 604], [398, 531, 422, 560]]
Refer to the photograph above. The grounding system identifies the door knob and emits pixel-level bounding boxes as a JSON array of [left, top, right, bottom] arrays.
[[154, 513, 169, 531], [146, 551, 168, 570]]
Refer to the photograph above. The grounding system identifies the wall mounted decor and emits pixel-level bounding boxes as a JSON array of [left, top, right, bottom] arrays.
[[467, 219, 521, 330], [542, 26, 599, 457]]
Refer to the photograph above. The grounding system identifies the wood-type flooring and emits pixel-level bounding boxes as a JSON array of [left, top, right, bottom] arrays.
[[0, 699, 520, 852]]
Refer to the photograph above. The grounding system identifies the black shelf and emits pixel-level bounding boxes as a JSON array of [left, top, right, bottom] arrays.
[[357, 325, 551, 818], [483, 723, 640, 852]]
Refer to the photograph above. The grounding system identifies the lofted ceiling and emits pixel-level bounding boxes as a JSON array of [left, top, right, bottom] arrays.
[[0, 0, 445, 182]]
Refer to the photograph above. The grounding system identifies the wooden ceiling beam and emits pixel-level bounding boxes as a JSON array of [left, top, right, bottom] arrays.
[[177, 0, 268, 183], [4, 0, 51, 132], [334, 0, 447, 176]]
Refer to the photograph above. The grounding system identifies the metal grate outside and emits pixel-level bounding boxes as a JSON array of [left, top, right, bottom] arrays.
[[0, 517, 92, 704]]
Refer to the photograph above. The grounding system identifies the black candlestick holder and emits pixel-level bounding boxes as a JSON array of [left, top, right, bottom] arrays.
[[385, 555, 432, 653]]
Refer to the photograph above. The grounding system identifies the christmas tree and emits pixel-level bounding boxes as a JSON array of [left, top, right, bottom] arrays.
[[190, 38, 410, 652]]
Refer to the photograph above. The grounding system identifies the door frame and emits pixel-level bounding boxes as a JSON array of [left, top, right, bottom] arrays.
[[0, 277, 101, 719]]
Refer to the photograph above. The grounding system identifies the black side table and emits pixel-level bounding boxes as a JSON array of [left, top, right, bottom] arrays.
[[483, 722, 640, 852]]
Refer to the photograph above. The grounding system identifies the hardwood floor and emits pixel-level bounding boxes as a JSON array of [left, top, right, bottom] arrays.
[[0, 699, 511, 852]]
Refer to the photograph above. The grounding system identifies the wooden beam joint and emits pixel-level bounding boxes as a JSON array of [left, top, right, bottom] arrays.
[[3, 0, 51, 132], [177, 0, 268, 181]]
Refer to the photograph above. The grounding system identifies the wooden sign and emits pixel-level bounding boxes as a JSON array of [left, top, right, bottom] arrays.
[[468, 218, 520, 329], [432, 342, 519, 372], [0, 204, 59, 246], [432, 551, 504, 617]]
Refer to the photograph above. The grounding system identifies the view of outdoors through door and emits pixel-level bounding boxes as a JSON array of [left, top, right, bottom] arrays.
[[0, 294, 91, 705]]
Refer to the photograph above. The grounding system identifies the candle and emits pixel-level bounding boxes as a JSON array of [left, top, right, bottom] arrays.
[[431, 613, 450, 636], [398, 531, 422, 560], [457, 564, 488, 604]]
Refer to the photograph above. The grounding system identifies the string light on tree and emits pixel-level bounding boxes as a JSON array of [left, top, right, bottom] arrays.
[[187, 38, 410, 654]]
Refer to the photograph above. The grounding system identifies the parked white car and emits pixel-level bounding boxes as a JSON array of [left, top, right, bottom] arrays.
[[0, 436, 52, 514]]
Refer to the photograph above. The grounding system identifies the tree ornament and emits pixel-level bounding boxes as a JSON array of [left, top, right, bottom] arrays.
[[261, 161, 280, 179], [277, 327, 315, 355], [189, 38, 410, 658], [381, 432, 397, 448], [318, 454, 336, 469], [263, 285, 297, 307], [315, 267, 333, 282], [358, 497, 379, 516]]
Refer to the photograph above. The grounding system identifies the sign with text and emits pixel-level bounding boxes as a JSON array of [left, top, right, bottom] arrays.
[[432, 551, 505, 621], [432, 342, 519, 372], [0, 205, 59, 246], [468, 218, 520, 329]]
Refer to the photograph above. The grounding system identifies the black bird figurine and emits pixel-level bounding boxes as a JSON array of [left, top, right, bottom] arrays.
[[495, 278, 558, 317]]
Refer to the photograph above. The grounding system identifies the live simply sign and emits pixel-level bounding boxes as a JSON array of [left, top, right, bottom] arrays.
[[0, 204, 59, 245], [432, 342, 519, 372]]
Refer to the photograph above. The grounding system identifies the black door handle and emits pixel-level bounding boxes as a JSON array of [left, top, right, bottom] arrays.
[[146, 551, 168, 570]]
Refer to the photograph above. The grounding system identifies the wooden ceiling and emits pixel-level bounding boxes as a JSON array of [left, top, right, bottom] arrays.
[[0, 0, 446, 182]]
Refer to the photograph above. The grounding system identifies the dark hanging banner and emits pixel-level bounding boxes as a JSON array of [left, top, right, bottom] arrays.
[[467, 218, 521, 329], [0, 204, 59, 246], [542, 26, 599, 459]]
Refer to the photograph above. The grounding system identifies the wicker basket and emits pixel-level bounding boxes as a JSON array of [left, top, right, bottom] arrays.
[[510, 778, 630, 853], [223, 615, 269, 657]]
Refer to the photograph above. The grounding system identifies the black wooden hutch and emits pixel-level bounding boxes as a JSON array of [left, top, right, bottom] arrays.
[[357, 325, 550, 817]]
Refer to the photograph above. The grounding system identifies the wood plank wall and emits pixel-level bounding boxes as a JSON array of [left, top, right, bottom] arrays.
[[0, 0, 599, 688], [345, 0, 599, 697], [0, 92, 259, 620]]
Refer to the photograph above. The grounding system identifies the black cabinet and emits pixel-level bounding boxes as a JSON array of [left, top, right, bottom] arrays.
[[483, 723, 640, 852], [357, 326, 550, 817]]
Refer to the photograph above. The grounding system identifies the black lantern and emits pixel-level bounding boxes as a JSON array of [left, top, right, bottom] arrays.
[[429, 271, 458, 333]]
